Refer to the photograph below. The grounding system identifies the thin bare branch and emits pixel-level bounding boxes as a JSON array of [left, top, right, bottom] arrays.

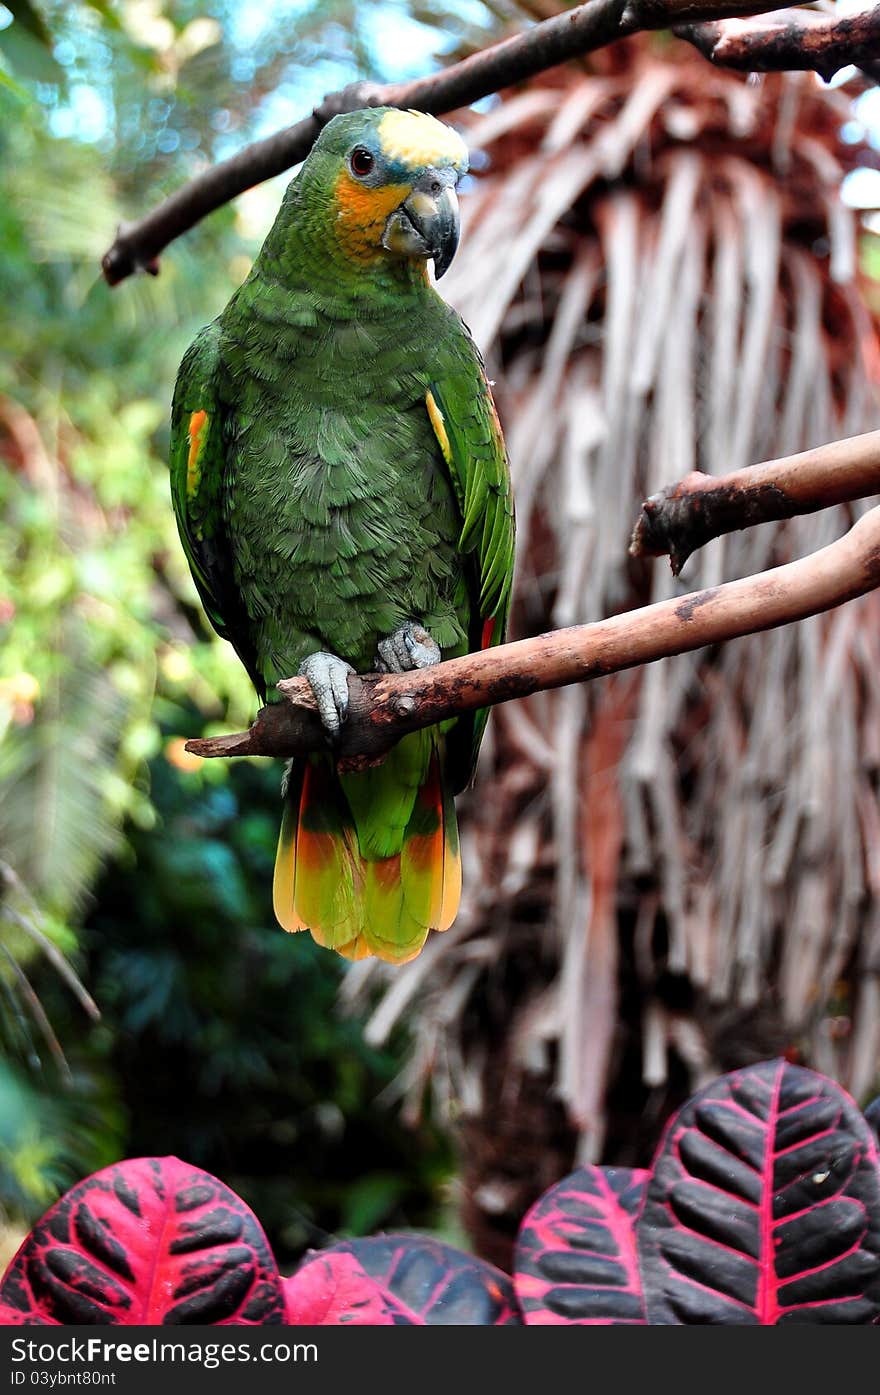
[[0, 860, 100, 1021], [0, 943, 71, 1082], [101, 0, 802, 285], [678, 5, 880, 83], [2, 906, 100, 1022], [186, 503, 880, 764], [630, 429, 880, 574]]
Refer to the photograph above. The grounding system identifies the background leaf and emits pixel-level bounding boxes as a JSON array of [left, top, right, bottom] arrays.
[[300, 1235, 522, 1325], [514, 1165, 648, 1324], [284, 1250, 418, 1325]]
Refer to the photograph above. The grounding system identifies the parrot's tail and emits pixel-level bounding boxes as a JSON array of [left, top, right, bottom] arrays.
[[272, 728, 461, 963]]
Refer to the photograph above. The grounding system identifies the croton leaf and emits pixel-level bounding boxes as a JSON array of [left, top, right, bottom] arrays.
[[638, 1059, 880, 1324], [0, 1300, 55, 1326], [0, 1157, 286, 1325], [284, 1251, 418, 1325], [302, 1235, 522, 1325], [514, 1165, 649, 1324]]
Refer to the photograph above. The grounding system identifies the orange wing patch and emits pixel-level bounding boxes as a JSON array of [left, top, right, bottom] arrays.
[[186, 410, 208, 499]]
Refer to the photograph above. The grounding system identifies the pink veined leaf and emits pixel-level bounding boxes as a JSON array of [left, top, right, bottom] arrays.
[[0, 1300, 57, 1326], [513, 1165, 649, 1324], [0, 1157, 286, 1325], [637, 1059, 880, 1324], [284, 1251, 420, 1325], [299, 1236, 522, 1325]]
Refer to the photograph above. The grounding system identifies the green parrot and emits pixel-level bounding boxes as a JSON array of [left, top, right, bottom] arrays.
[[170, 107, 515, 964]]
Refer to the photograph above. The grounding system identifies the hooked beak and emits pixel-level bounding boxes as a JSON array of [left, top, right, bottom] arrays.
[[382, 172, 461, 279]]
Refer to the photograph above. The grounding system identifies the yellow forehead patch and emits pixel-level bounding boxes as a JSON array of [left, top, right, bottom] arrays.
[[377, 110, 467, 173]]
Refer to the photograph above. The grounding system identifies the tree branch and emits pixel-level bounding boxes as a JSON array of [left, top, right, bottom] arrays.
[[629, 429, 880, 574], [677, 4, 880, 83], [185, 503, 880, 765], [102, 0, 804, 285]]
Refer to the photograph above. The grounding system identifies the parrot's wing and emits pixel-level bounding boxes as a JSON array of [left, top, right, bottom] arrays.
[[426, 336, 516, 787], [170, 322, 262, 694]]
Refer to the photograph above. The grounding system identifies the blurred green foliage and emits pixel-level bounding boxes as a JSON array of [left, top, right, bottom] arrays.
[[0, 0, 502, 1252], [64, 703, 453, 1262]]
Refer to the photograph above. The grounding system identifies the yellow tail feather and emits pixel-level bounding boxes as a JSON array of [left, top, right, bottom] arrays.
[[272, 767, 306, 933], [272, 741, 461, 963]]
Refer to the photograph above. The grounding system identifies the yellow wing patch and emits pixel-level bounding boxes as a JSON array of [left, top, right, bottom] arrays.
[[377, 110, 467, 174], [425, 390, 452, 465], [186, 410, 208, 498]]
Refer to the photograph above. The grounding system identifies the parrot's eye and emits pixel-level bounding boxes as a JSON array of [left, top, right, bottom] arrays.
[[349, 146, 375, 178]]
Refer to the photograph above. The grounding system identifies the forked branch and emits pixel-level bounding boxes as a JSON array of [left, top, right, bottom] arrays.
[[629, 429, 880, 574], [677, 5, 880, 82], [186, 504, 880, 766]]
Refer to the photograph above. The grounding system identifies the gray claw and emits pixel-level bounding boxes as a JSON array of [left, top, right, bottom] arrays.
[[376, 622, 441, 674], [299, 651, 355, 736]]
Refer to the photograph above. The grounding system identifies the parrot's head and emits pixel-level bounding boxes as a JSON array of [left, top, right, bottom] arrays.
[[296, 107, 469, 280]]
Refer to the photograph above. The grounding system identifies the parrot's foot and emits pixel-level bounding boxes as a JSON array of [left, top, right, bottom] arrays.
[[375, 622, 442, 674], [299, 651, 356, 737]]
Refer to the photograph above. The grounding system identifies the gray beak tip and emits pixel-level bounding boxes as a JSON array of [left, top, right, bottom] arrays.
[[385, 182, 460, 280], [432, 238, 458, 280]]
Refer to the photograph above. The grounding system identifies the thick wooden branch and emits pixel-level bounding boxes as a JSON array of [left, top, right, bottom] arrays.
[[186, 504, 880, 764], [677, 5, 880, 82], [102, 0, 801, 285], [629, 429, 880, 574]]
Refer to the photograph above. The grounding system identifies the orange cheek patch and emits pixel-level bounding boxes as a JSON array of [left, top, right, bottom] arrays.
[[333, 171, 411, 262], [186, 410, 207, 497]]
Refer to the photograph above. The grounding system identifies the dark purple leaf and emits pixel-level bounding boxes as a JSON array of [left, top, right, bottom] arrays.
[[514, 1165, 648, 1324], [312, 1235, 522, 1324], [638, 1059, 880, 1324], [0, 1157, 286, 1325], [864, 1095, 880, 1149], [284, 1251, 419, 1325]]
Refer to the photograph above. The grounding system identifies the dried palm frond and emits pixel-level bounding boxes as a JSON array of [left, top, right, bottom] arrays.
[[346, 42, 880, 1264]]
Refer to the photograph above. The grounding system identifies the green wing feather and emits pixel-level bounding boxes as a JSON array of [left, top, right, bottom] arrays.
[[169, 322, 262, 694], [426, 332, 516, 787]]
